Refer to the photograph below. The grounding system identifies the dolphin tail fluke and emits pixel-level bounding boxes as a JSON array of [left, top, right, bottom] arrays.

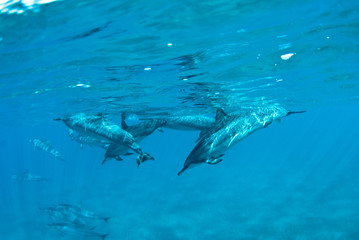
[[287, 110, 306, 116], [136, 152, 155, 168], [144, 152, 155, 161], [101, 234, 109, 240]]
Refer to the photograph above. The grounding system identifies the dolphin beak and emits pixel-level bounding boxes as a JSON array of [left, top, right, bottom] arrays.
[[177, 165, 189, 176]]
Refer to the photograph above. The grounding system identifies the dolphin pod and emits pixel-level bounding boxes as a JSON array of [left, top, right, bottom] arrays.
[[41, 203, 110, 239], [55, 113, 155, 166], [51, 105, 304, 175]]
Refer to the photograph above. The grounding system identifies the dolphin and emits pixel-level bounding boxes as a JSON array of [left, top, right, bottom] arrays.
[[102, 117, 166, 166], [55, 113, 153, 162], [53, 203, 110, 223], [160, 115, 215, 131], [40, 206, 84, 226], [48, 222, 108, 240], [11, 170, 48, 182], [68, 128, 111, 149], [177, 106, 305, 175], [29, 138, 65, 162]]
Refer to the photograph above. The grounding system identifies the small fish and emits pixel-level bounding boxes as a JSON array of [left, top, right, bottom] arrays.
[[11, 170, 48, 182], [29, 138, 65, 162], [48, 222, 108, 240]]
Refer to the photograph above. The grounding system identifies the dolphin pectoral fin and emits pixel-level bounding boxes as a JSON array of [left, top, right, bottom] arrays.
[[136, 158, 141, 168], [206, 158, 223, 165], [206, 155, 224, 165], [68, 128, 74, 139], [124, 152, 134, 156], [101, 157, 108, 165], [115, 156, 123, 161], [157, 127, 164, 133], [287, 110, 306, 116], [263, 122, 272, 128]]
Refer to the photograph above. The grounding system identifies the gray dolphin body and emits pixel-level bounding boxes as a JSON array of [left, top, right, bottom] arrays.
[[177, 106, 305, 175], [29, 138, 65, 162], [161, 115, 215, 131], [48, 222, 108, 240], [40, 206, 84, 227], [11, 170, 48, 182], [69, 129, 111, 149], [103, 119, 167, 166], [56, 113, 152, 160], [53, 203, 110, 223]]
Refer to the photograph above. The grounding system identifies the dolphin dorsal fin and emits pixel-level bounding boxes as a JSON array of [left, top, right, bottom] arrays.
[[195, 108, 228, 143], [121, 113, 129, 130], [215, 108, 227, 123]]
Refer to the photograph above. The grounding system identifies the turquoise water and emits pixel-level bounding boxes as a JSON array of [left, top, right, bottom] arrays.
[[1, 0, 359, 239]]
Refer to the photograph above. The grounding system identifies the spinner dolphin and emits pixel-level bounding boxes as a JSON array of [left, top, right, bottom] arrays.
[[177, 106, 305, 175]]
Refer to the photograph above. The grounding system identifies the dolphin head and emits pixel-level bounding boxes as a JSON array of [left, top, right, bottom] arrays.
[[177, 136, 226, 176], [177, 142, 209, 176]]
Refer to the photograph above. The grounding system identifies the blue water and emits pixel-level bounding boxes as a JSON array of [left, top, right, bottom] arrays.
[[1, 0, 359, 239]]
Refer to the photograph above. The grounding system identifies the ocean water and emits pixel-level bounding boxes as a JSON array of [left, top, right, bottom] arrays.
[[1, 0, 359, 239]]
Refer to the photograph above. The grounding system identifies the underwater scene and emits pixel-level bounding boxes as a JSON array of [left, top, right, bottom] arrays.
[[1, 0, 359, 239]]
